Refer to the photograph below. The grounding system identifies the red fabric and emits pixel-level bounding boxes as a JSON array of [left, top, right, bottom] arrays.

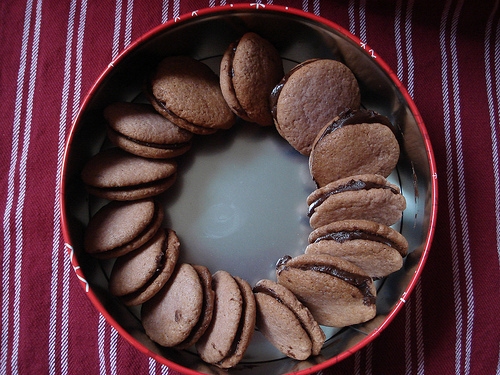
[[1, 0, 499, 374]]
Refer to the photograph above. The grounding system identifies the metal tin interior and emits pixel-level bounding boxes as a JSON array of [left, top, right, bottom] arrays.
[[61, 5, 437, 375]]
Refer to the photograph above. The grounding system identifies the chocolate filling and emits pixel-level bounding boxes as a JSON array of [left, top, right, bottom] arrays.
[[108, 127, 190, 150], [252, 284, 284, 305], [313, 229, 405, 254], [315, 108, 394, 144], [276, 256, 375, 306], [308, 179, 399, 217]]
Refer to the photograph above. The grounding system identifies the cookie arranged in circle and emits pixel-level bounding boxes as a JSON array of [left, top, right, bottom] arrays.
[[253, 279, 325, 360], [307, 174, 406, 228], [84, 199, 164, 259], [109, 228, 180, 306], [81, 147, 177, 201], [104, 102, 193, 159], [306, 219, 409, 279], [196, 271, 256, 369], [220, 32, 284, 126], [271, 58, 360, 155], [309, 109, 400, 187], [147, 55, 236, 135], [141, 263, 205, 347], [276, 253, 376, 327]]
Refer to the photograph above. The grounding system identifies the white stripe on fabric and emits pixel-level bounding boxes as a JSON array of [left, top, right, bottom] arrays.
[[124, 0, 133, 48], [358, 0, 366, 47], [148, 357, 156, 375], [112, 0, 123, 60], [449, 2, 474, 374], [98, 314, 108, 374], [173, 0, 180, 19], [109, 326, 118, 375], [161, 363, 171, 374], [49, 0, 77, 373], [348, 0, 356, 36], [313, 0, 320, 16], [440, 1, 475, 374], [302, 0, 308, 13], [161, 0, 169, 23], [484, 0, 500, 267], [1, 0, 34, 373], [439, 1, 463, 374], [415, 282, 425, 375], [11, 0, 42, 373]]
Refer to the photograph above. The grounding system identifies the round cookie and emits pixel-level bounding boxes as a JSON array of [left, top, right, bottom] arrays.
[[220, 32, 284, 126], [108, 228, 180, 306], [276, 253, 376, 327], [307, 174, 406, 229], [147, 55, 236, 135], [270, 58, 360, 155], [309, 109, 400, 187], [84, 199, 164, 259], [141, 263, 204, 347], [175, 265, 215, 350], [253, 279, 325, 360], [104, 102, 193, 159], [196, 271, 256, 369], [81, 147, 177, 201], [306, 219, 409, 279]]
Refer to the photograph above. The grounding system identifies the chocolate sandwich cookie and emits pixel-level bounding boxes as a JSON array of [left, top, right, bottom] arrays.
[[309, 109, 400, 187], [84, 199, 163, 259], [307, 174, 406, 229], [147, 55, 236, 135], [108, 228, 180, 306], [196, 271, 256, 369], [253, 279, 325, 360], [306, 219, 409, 279], [175, 265, 215, 350], [276, 253, 376, 327], [81, 147, 177, 201], [141, 263, 205, 348], [271, 58, 360, 155], [104, 102, 193, 159], [220, 32, 284, 126]]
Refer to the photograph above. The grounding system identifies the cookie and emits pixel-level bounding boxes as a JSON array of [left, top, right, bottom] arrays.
[[141, 263, 204, 347], [147, 55, 236, 135], [104, 102, 193, 159], [253, 279, 325, 360], [270, 58, 360, 155], [81, 147, 177, 200], [307, 174, 406, 228], [220, 32, 284, 126], [84, 199, 163, 259], [309, 109, 400, 187], [306, 219, 409, 279], [276, 253, 376, 327], [175, 265, 215, 350], [108, 228, 180, 306], [196, 271, 256, 369]]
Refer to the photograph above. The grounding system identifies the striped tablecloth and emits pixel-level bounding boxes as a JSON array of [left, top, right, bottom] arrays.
[[1, 0, 499, 374]]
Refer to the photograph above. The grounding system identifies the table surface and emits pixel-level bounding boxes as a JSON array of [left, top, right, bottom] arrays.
[[1, 0, 499, 374]]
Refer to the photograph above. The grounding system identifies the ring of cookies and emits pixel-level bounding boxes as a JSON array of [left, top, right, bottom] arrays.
[[81, 32, 408, 369]]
